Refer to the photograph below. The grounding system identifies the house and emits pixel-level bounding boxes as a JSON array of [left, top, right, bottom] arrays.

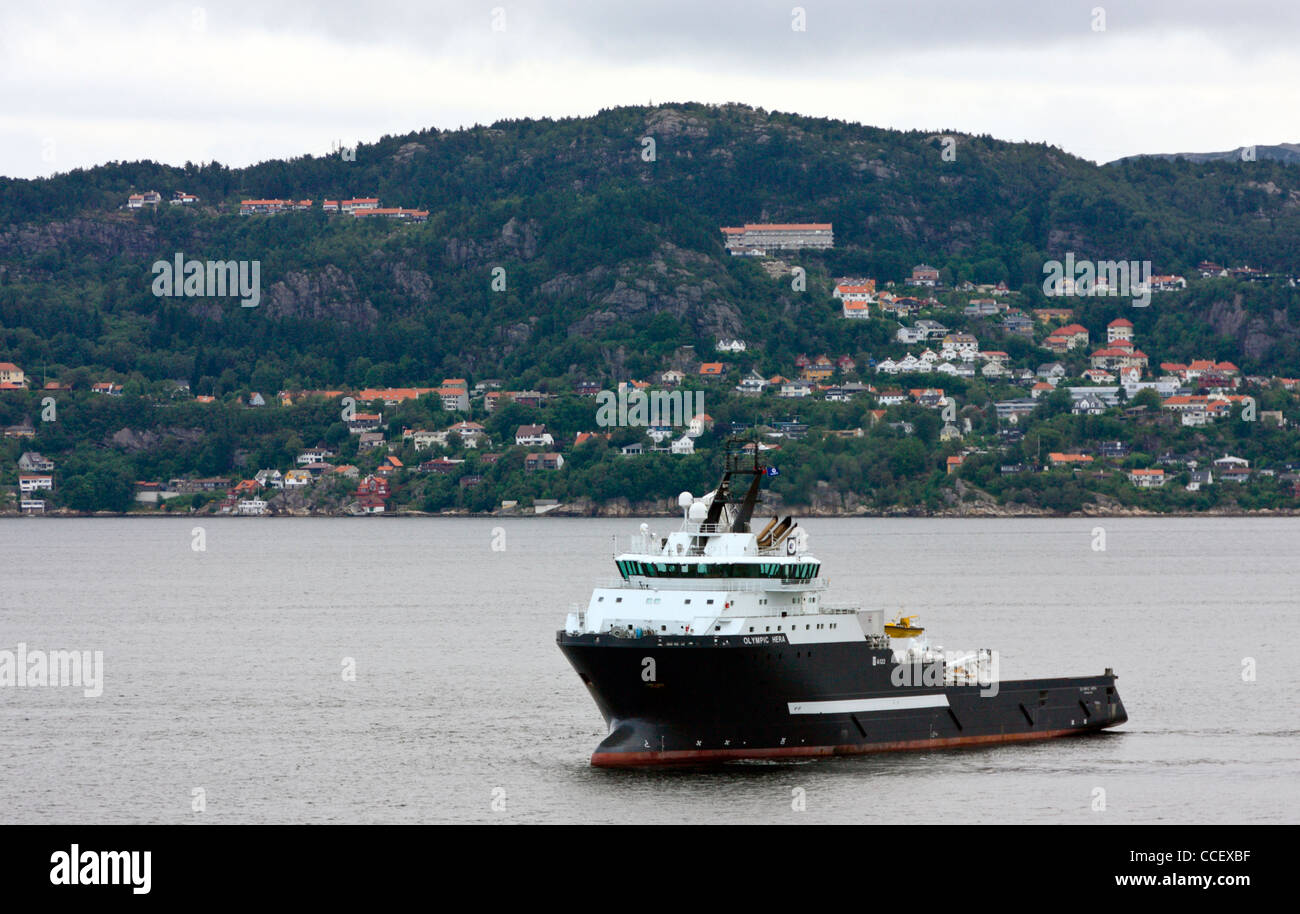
[[358, 431, 385, 451], [375, 456, 404, 477], [170, 192, 199, 205], [908, 264, 940, 286], [1030, 381, 1056, 399], [347, 412, 383, 434], [670, 436, 696, 455], [946, 455, 964, 475], [802, 356, 835, 381], [356, 475, 391, 497], [1107, 318, 1134, 343], [698, 362, 725, 380], [448, 421, 487, 447], [1037, 362, 1067, 382], [341, 198, 381, 213], [254, 469, 283, 489], [1213, 454, 1250, 470], [127, 190, 162, 208], [910, 388, 945, 408], [524, 452, 564, 471], [18, 474, 53, 492], [1044, 323, 1090, 353], [573, 431, 611, 447], [297, 448, 335, 465], [736, 370, 768, 396], [1100, 441, 1130, 459], [1033, 308, 1075, 323], [420, 458, 463, 475], [352, 208, 429, 222], [876, 389, 907, 406], [941, 333, 979, 353], [236, 499, 269, 516], [283, 470, 314, 488], [1128, 468, 1166, 488], [407, 429, 450, 450], [619, 443, 644, 457], [1002, 314, 1034, 336], [1197, 261, 1227, 278], [20, 499, 45, 514], [1187, 469, 1213, 491], [687, 414, 715, 437], [1220, 467, 1252, 484], [17, 451, 54, 472], [1067, 386, 1120, 407], [4, 424, 36, 438], [0, 362, 25, 387], [91, 382, 123, 396], [715, 339, 748, 352], [1090, 345, 1148, 373], [515, 425, 554, 447], [1072, 393, 1108, 415], [1049, 453, 1094, 467], [833, 280, 876, 302], [660, 369, 686, 386], [842, 300, 871, 319]]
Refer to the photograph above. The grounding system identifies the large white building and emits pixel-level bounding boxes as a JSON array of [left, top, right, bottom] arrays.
[[721, 223, 833, 255]]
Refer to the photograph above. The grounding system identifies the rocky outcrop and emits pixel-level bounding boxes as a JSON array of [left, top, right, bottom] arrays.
[[261, 265, 379, 327]]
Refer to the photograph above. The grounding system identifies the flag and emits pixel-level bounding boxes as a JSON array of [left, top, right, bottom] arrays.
[[766, 466, 779, 477]]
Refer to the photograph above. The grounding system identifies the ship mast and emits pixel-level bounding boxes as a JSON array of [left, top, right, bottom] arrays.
[[700, 437, 766, 543]]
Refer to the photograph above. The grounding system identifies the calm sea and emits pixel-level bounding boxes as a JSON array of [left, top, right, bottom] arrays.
[[1, 516, 1295, 824]]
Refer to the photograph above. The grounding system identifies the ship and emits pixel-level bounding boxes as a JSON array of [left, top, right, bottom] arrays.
[[556, 442, 1128, 767]]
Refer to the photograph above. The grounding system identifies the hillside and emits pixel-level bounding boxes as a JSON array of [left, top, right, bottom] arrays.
[[3, 102, 1300, 516]]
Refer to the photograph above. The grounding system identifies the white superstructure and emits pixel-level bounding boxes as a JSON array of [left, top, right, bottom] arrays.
[[564, 488, 888, 647]]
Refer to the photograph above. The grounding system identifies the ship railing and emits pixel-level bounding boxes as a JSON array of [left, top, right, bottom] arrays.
[[593, 576, 830, 593], [612, 527, 743, 557]]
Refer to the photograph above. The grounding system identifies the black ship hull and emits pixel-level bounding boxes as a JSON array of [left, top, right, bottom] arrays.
[[557, 631, 1127, 767]]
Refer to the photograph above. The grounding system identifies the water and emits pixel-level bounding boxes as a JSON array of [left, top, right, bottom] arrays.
[[0, 516, 1295, 824]]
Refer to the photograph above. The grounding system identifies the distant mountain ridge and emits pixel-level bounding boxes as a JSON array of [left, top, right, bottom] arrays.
[[1112, 143, 1300, 165]]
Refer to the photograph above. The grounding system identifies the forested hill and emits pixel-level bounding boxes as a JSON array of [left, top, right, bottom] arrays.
[[2, 101, 1300, 391]]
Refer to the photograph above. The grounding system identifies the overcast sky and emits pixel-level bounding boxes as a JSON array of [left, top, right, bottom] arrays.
[[3, 1, 1298, 179]]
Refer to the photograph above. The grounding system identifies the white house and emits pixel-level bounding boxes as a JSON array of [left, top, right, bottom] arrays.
[[254, 469, 283, 489], [736, 370, 768, 395], [515, 424, 555, 447], [715, 339, 748, 353], [448, 421, 487, 448], [1128, 468, 1166, 488]]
